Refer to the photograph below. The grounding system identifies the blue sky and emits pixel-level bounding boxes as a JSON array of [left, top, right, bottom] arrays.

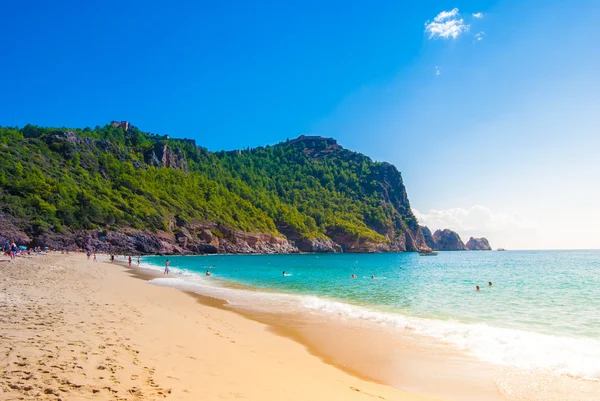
[[2, 1, 599, 249]]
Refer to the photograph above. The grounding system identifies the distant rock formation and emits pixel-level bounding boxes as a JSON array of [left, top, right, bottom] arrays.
[[432, 229, 466, 251], [465, 237, 492, 251]]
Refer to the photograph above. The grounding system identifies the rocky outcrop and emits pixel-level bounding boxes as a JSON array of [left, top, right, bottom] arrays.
[[465, 237, 492, 251], [146, 143, 188, 173], [432, 229, 466, 251], [295, 237, 342, 253], [0, 214, 30, 245]]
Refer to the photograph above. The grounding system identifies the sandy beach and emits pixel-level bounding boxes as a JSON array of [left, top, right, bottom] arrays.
[[0, 253, 446, 401]]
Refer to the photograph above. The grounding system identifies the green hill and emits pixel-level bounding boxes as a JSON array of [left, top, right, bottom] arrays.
[[0, 123, 426, 253]]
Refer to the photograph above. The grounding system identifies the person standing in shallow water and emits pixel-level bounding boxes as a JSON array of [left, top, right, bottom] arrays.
[[164, 259, 170, 275]]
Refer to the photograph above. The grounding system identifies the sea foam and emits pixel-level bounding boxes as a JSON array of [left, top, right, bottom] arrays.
[[300, 296, 600, 380], [149, 274, 600, 381]]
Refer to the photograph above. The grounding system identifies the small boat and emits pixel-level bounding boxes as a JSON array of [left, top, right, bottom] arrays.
[[497, 248, 506, 251], [418, 248, 439, 256]]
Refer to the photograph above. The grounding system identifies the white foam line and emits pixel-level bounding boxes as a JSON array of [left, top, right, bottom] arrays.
[[145, 264, 600, 381]]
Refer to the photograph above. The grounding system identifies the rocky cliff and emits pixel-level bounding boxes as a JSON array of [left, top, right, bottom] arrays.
[[420, 226, 436, 249], [465, 237, 492, 251], [432, 229, 466, 251], [0, 125, 429, 254]]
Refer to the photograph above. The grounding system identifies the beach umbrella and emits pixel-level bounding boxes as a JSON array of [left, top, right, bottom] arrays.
[[18, 245, 27, 250]]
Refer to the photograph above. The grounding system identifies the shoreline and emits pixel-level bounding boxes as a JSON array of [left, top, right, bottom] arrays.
[[123, 258, 507, 401], [133, 254, 600, 401], [1, 253, 446, 401]]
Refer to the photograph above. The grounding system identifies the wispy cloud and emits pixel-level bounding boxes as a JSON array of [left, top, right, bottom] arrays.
[[412, 205, 539, 235], [475, 32, 485, 41], [472, 12, 484, 19], [425, 8, 469, 39], [435, 66, 441, 76]]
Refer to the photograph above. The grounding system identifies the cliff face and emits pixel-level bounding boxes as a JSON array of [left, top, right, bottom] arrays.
[[420, 226, 436, 249], [289, 136, 425, 252], [146, 143, 188, 173], [465, 237, 492, 250], [432, 229, 466, 251]]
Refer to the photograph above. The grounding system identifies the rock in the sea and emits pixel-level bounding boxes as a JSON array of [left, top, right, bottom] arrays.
[[432, 229, 466, 251], [465, 237, 492, 251]]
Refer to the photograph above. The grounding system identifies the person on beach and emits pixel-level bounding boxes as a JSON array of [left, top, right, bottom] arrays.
[[206, 270, 211, 276], [10, 242, 17, 259], [128, 256, 132, 267], [164, 259, 170, 274], [137, 256, 140, 265], [87, 250, 91, 260], [93, 253, 97, 262], [488, 281, 493, 286], [110, 254, 115, 263], [476, 285, 480, 291]]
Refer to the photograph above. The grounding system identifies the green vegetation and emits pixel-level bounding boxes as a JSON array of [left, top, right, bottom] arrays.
[[0, 125, 418, 246]]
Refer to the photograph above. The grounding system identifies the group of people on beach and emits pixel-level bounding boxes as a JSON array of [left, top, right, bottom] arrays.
[[86, 250, 98, 262], [127, 255, 141, 266], [2, 241, 46, 260]]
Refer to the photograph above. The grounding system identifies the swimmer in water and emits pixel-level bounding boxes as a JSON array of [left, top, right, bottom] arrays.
[[350, 274, 357, 278], [476, 285, 480, 291], [488, 281, 493, 286], [282, 271, 286, 276], [206, 270, 211, 276], [371, 275, 375, 280]]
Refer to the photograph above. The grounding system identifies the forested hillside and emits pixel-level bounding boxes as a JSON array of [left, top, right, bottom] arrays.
[[0, 124, 426, 253]]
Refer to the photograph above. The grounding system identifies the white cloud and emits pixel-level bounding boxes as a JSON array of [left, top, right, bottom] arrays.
[[425, 8, 469, 39], [475, 31, 485, 41], [435, 66, 441, 76], [434, 8, 459, 22], [412, 206, 539, 248], [472, 12, 484, 19]]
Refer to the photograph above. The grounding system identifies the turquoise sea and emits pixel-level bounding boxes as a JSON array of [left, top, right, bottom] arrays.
[[142, 250, 600, 380]]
